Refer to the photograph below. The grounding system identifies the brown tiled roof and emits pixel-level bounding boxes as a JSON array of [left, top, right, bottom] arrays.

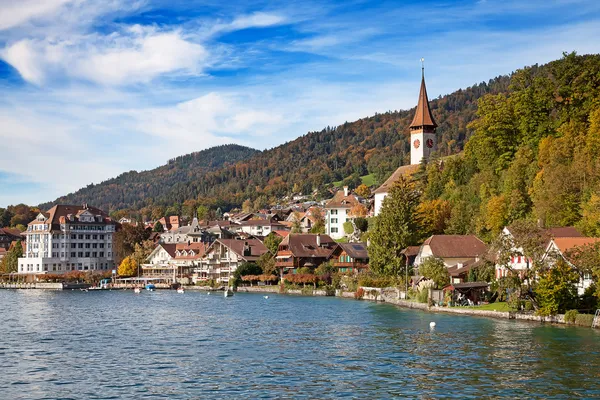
[[239, 220, 286, 227], [552, 237, 600, 254], [174, 242, 208, 260], [273, 230, 290, 238], [373, 164, 420, 194], [0, 228, 22, 239], [401, 246, 421, 257], [216, 239, 269, 261], [545, 227, 582, 238], [160, 243, 178, 258], [279, 234, 338, 258], [325, 190, 361, 209], [409, 75, 437, 130], [423, 235, 487, 258], [338, 242, 369, 259], [41, 205, 114, 231]]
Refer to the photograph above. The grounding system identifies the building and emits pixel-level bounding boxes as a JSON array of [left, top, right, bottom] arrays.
[[229, 219, 289, 237], [541, 237, 600, 296], [324, 186, 362, 240], [142, 242, 208, 283], [373, 65, 437, 216], [195, 239, 269, 284], [160, 217, 216, 244], [495, 226, 583, 279], [413, 235, 487, 274], [0, 227, 22, 250], [275, 234, 338, 275], [17, 204, 117, 274], [331, 242, 369, 273]]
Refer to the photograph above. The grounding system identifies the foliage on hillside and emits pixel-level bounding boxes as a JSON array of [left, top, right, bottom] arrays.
[[414, 52, 600, 241], [41, 75, 510, 215]]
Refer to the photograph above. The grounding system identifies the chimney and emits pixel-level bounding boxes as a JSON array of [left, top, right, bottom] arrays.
[[343, 186, 349, 197], [244, 241, 251, 256], [316, 234, 321, 247]]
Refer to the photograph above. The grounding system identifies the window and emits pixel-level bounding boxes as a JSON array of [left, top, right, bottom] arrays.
[[92, 252, 97, 257], [99, 252, 104, 257], [85, 243, 91, 249], [92, 243, 97, 249], [331, 210, 338, 215], [331, 227, 338, 233], [100, 235, 105, 240], [331, 218, 338, 224], [85, 235, 91, 240], [100, 243, 104, 249], [71, 234, 76, 240], [85, 252, 90, 257], [93, 235, 98, 240], [71, 243, 76, 249], [78, 252, 83, 257], [78, 234, 83, 239], [78, 243, 83, 249], [71, 252, 76, 257]]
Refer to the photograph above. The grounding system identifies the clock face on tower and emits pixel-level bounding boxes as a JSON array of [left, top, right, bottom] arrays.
[[426, 138, 434, 148], [413, 139, 420, 149]]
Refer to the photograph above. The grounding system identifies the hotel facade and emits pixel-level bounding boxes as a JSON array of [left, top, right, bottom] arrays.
[[18, 204, 117, 274]]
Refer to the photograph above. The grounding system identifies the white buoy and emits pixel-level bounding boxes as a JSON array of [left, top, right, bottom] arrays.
[[264, 295, 269, 299], [429, 322, 436, 329], [207, 292, 210, 295]]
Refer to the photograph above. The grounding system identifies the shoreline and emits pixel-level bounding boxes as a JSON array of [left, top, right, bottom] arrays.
[[2, 282, 595, 328]]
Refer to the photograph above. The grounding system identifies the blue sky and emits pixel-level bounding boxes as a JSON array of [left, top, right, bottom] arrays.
[[1, 0, 600, 207]]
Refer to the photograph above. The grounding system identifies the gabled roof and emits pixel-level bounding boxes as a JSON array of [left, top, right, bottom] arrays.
[[213, 239, 269, 261], [337, 242, 369, 259], [401, 246, 421, 257], [279, 234, 337, 258], [550, 237, 600, 254], [373, 164, 420, 194], [422, 235, 487, 258], [545, 227, 582, 238], [325, 190, 361, 209], [409, 75, 437, 130], [0, 228, 23, 239], [38, 205, 114, 231]]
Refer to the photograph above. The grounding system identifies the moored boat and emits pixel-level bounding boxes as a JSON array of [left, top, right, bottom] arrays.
[[145, 284, 155, 291]]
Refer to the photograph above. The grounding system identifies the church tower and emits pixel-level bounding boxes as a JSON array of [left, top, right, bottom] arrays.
[[409, 61, 437, 165]]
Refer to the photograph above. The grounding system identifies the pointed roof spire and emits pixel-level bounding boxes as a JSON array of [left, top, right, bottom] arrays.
[[409, 58, 437, 131]]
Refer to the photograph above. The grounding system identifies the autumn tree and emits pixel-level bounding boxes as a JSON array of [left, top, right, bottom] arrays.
[[118, 256, 137, 277], [417, 199, 451, 239], [535, 259, 579, 316], [114, 224, 151, 263], [291, 211, 303, 233], [242, 199, 253, 213], [369, 177, 421, 276], [355, 184, 371, 198], [308, 208, 325, 234]]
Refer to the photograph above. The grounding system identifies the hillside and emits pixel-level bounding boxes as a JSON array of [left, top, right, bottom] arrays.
[[44, 73, 512, 214], [40, 144, 259, 211]]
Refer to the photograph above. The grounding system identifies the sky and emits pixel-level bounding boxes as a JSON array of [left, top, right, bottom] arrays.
[[1, 0, 600, 207]]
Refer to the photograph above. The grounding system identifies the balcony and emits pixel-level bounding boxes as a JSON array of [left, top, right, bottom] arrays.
[[275, 261, 294, 267]]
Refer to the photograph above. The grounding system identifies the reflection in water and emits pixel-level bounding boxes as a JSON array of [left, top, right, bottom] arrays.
[[0, 291, 599, 399]]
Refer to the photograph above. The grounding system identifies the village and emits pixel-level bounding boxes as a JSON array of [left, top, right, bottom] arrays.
[[2, 70, 599, 328]]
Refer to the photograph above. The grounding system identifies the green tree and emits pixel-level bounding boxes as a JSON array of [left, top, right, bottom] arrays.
[[0, 241, 23, 273], [418, 257, 449, 289], [369, 177, 421, 276], [117, 256, 137, 277], [131, 241, 155, 269], [196, 205, 209, 221], [343, 221, 354, 235], [535, 259, 579, 316], [264, 234, 283, 255], [257, 253, 278, 276], [233, 262, 262, 286], [291, 211, 303, 233], [308, 208, 325, 234], [153, 221, 164, 232], [242, 199, 253, 213], [114, 224, 151, 263]]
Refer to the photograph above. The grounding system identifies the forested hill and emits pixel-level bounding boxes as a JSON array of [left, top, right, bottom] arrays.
[[43, 67, 514, 215], [40, 144, 259, 211]]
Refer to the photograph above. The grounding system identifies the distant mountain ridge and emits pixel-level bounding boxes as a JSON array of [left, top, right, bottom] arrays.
[[42, 71, 515, 213]]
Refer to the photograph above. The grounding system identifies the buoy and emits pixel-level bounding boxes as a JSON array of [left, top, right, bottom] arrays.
[[429, 322, 436, 329], [207, 292, 210, 295], [264, 295, 269, 299]]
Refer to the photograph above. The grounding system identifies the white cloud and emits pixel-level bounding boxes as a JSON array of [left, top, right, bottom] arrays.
[[229, 12, 286, 30], [0, 0, 73, 31]]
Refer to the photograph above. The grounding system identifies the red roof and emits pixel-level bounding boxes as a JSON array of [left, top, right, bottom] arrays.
[[423, 235, 487, 258], [278, 234, 337, 258], [552, 237, 600, 253]]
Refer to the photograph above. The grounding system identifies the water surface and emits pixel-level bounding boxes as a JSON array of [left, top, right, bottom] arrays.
[[0, 290, 598, 399]]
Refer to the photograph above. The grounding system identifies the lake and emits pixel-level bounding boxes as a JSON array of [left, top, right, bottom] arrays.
[[0, 290, 598, 399]]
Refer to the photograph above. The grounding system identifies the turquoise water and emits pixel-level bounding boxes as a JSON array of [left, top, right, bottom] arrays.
[[0, 290, 599, 399]]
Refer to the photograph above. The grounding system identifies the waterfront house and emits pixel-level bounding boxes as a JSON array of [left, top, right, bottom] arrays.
[[275, 234, 338, 275], [195, 239, 269, 285], [17, 204, 117, 275], [143, 242, 208, 283], [331, 242, 369, 273], [0, 227, 22, 250], [495, 225, 582, 280], [413, 235, 487, 276], [324, 187, 363, 240], [541, 237, 600, 296]]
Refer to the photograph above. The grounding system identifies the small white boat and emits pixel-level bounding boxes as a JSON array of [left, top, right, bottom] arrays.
[[224, 287, 234, 297], [134, 287, 141, 294], [264, 295, 269, 299], [177, 287, 185, 294]]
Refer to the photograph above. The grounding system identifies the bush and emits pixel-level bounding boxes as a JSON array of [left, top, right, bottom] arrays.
[[524, 300, 534, 311], [564, 309, 578, 324], [416, 288, 429, 303], [575, 313, 594, 327]]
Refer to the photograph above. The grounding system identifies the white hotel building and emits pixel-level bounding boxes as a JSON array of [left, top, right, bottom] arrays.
[[18, 204, 117, 274]]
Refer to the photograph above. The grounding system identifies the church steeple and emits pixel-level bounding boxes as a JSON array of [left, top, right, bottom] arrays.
[[409, 60, 437, 133]]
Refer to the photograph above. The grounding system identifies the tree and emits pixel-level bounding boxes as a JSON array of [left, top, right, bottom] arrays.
[[0, 241, 23, 273], [118, 256, 137, 277], [355, 184, 371, 198], [215, 207, 223, 220], [354, 217, 368, 233], [196, 205, 209, 221], [114, 224, 151, 263], [349, 203, 368, 218], [535, 259, 579, 316], [369, 177, 421, 276], [264, 234, 283, 255], [257, 253, 278, 276], [308, 208, 325, 234], [417, 199, 451, 239], [418, 257, 449, 289], [242, 199, 253, 213], [291, 211, 303, 233], [253, 195, 268, 211], [131, 241, 156, 268], [233, 262, 262, 286], [153, 221, 164, 232], [563, 242, 600, 302]]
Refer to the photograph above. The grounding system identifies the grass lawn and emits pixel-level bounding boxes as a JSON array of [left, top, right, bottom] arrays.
[[333, 174, 376, 188], [459, 302, 515, 312]]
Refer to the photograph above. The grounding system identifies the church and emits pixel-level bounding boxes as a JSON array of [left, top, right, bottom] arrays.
[[373, 66, 438, 216]]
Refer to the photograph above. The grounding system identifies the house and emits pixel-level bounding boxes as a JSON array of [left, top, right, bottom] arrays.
[[331, 242, 369, 273], [413, 235, 488, 275], [541, 237, 600, 296], [495, 225, 583, 279], [230, 219, 289, 237], [160, 217, 216, 244], [285, 206, 324, 233], [142, 242, 208, 283], [373, 68, 437, 216], [155, 215, 181, 232], [0, 227, 22, 250], [275, 234, 338, 275], [17, 204, 117, 275], [195, 239, 269, 285], [324, 187, 363, 239]]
